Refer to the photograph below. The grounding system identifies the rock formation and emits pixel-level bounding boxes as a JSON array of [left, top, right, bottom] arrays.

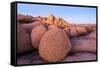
[[17, 14, 97, 64]]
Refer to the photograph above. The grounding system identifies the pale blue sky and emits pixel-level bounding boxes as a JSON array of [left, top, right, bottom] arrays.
[[17, 3, 96, 24]]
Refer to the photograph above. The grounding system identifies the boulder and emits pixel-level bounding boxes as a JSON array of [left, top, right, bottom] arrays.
[[39, 28, 71, 62], [17, 24, 34, 54], [31, 25, 47, 49]]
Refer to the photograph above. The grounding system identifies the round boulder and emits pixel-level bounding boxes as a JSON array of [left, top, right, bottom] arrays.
[[31, 25, 48, 49], [39, 28, 71, 62]]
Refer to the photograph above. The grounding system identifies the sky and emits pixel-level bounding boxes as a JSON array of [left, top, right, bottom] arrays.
[[17, 3, 96, 24]]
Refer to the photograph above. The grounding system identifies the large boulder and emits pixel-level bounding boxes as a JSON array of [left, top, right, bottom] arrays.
[[31, 25, 48, 49], [17, 24, 34, 54], [39, 28, 71, 62]]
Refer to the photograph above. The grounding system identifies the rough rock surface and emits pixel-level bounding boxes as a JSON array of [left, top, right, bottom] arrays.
[[17, 52, 47, 65], [70, 38, 96, 53], [17, 14, 33, 23], [17, 24, 34, 54], [31, 25, 48, 49], [39, 28, 71, 62], [62, 52, 96, 62], [21, 21, 42, 33]]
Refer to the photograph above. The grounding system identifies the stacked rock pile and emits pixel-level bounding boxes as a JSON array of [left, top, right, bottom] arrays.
[[17, 14, 96, 64]]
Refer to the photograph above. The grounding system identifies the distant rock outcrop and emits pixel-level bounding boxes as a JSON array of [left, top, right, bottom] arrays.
[[17, 14, 33, 23], [17, 14, 94, 37]]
